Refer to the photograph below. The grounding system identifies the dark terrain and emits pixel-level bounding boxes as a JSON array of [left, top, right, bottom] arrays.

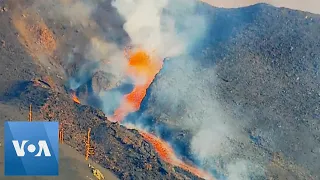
[[1, 82, 205, 179], [145, 3, 320, 179], [0, 0, 319, 180]]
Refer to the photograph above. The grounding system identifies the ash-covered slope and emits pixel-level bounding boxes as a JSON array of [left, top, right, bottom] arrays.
[[0, 1, 40, 93], [142, 3, 320, 179], [1, 0, 320, 179], [212, 4, 320, 176], [0, 0, 206, 179]]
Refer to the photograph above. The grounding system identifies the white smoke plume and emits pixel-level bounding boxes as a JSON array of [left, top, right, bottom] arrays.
[[112, 0, 205, 58], [227, 160, 250, 180], [33, 0, 129, 87], [148, 57, 253, 175], [85, 37, 128, 85], [29, 0, 265, 178], [110, 0, 264, 179]]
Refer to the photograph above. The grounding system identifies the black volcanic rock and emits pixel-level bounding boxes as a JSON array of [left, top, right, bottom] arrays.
[[3, 83, 204, 180]]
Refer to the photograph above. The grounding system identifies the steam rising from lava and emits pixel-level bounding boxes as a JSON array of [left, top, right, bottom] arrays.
[[112, 0, 205, 58], [31, 0, 265, 179], [146, 54, 267, 178], [108, 49, 163, 122]]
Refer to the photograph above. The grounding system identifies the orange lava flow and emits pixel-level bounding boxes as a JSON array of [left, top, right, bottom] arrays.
[[71, 92, 81, 104], [109, 48, 213, 179], [108, 49, 163, 122], [140, 130, 177, 163], [139, 129, 214, 180]]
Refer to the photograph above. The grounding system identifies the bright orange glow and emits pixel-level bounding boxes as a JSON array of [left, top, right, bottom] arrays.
[[107, 47, 213, 179], [108, 49, 163, 122], [71, 92, 81, 104], [139, 129, 214, 180], [140, 130, 177, 163]]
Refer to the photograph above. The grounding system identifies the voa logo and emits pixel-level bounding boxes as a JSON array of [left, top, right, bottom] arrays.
[[5, 121, 59, 176], [12, 140, 51, 157]]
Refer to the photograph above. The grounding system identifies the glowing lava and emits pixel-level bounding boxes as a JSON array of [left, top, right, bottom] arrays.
[[139, 129, 214, 180], [139, 130, 178, 163], [109, 49, 163, 122], [108, 48, 213, 179], [71, 92, 81, 104]]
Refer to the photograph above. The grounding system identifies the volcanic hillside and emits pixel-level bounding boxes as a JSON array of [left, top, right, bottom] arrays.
[[0, 0, 319, 180], [0, 0, 208, 179], [0, 81, 208, 179], [143, 3, 320, 179]]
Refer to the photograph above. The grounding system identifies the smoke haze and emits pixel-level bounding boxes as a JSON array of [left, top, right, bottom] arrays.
[[111, 0, 252, 178], [59, 0, 264, 178], [202, 0, 320, 14], [147, 56, 264, 178], [21, 0, 319, 179]]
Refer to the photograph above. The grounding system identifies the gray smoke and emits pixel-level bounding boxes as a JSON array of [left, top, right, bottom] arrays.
[[147, 56, 266, 179], [111, 0, 265, 179], [27, 0, 271, 179]]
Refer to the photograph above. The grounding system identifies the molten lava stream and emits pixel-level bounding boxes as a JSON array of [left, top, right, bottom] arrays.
[[71, 92, 81, 104], [108, 49, 163, 122], [139, 130, 214, 180], [109, 49, 213, 179]]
